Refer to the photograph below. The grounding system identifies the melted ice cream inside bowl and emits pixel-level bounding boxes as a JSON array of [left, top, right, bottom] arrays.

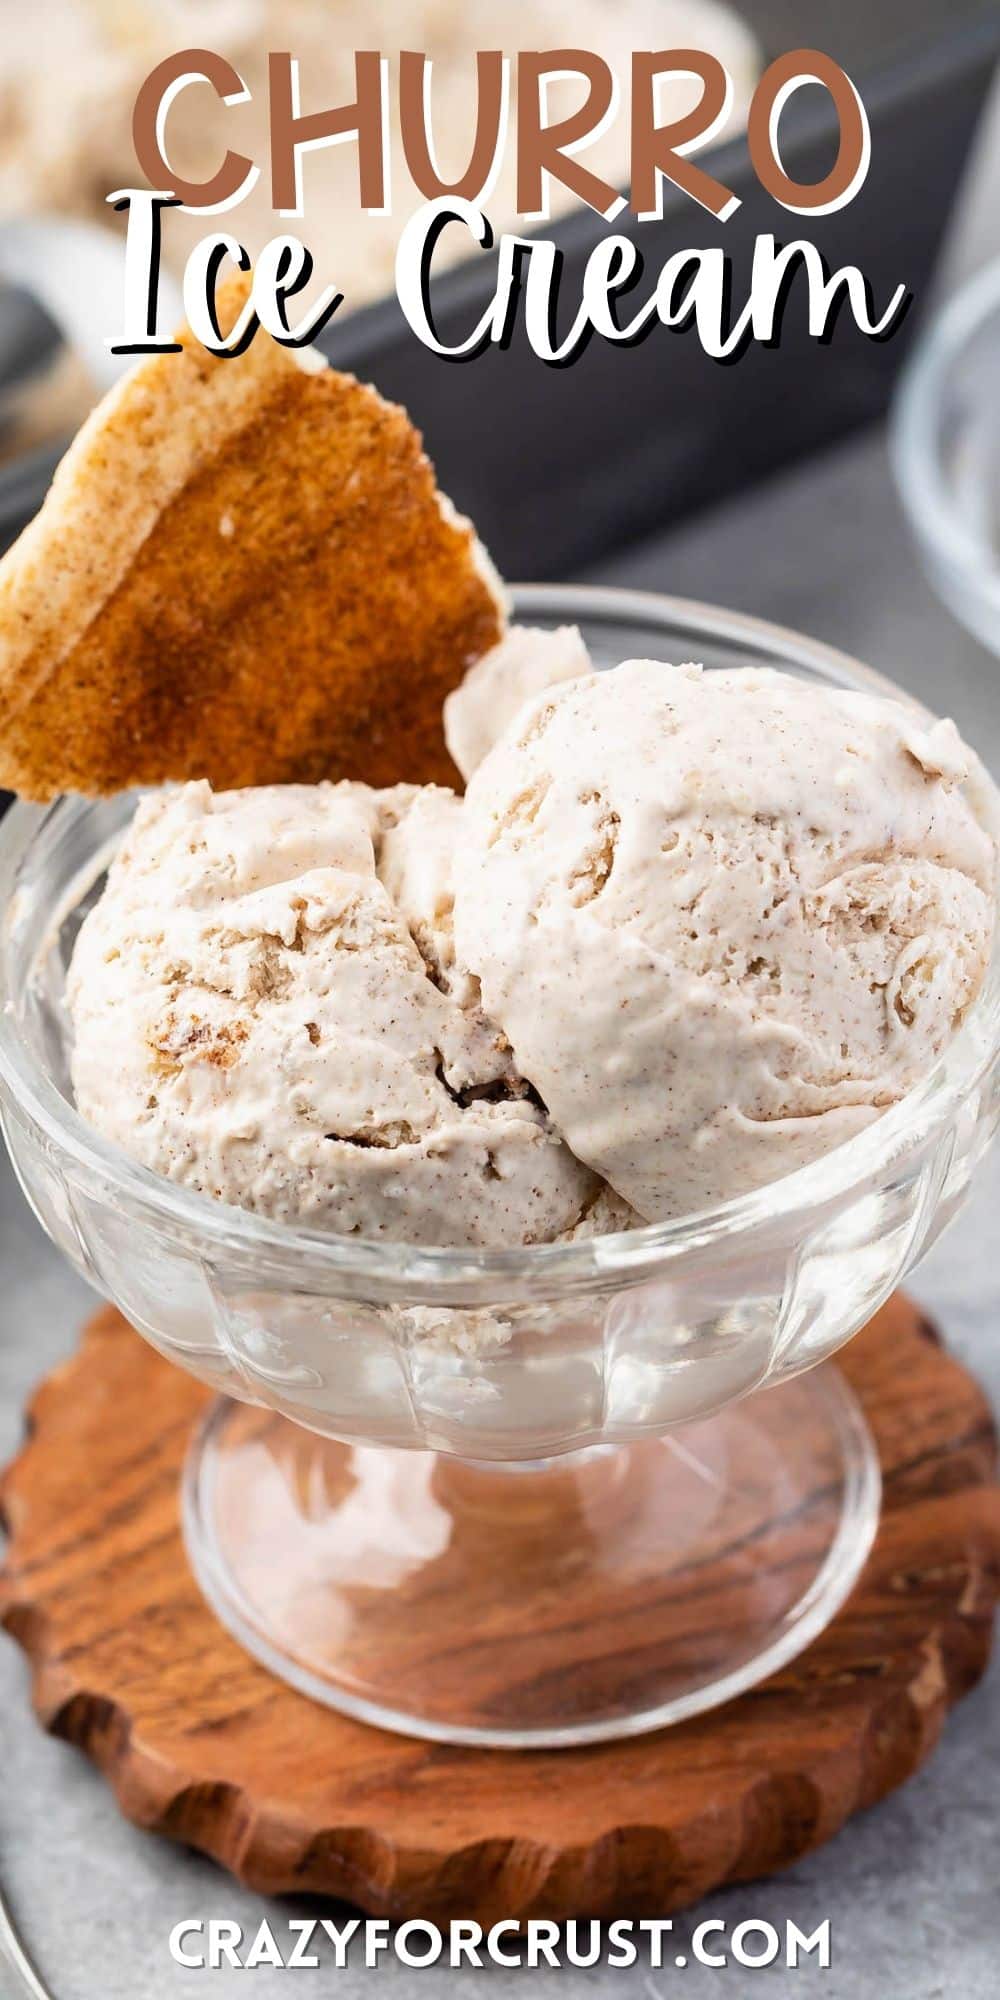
[[1, 584, 998, 1747]]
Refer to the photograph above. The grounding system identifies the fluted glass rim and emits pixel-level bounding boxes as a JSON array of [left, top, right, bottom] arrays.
[[0, 582, 998, 1299]]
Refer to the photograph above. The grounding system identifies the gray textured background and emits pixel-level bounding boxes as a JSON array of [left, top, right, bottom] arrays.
[[2, 73, 1000, 2000]]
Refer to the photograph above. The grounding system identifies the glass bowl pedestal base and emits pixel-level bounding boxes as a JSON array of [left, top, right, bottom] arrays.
[[183, 1365, 880, 1749]]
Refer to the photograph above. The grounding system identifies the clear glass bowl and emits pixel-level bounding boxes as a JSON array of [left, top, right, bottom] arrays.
[[891, 257, 1000, 655], [1, 585, 998, 1748]]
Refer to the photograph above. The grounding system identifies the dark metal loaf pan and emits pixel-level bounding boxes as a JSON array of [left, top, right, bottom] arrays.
[[319, 0, 999, 579]]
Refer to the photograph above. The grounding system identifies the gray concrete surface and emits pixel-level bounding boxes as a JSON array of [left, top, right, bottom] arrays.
[[2, 66, 1000, 2000]]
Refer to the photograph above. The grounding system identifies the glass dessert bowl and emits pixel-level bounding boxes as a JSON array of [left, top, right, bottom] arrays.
[[1, 585, 998, 1749]]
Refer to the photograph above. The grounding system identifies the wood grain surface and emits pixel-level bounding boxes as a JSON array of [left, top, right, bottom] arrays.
[[1, 1294, 998, 1923]]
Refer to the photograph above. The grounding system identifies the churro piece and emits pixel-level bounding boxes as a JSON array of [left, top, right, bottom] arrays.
[[0, 279, 505, 799]]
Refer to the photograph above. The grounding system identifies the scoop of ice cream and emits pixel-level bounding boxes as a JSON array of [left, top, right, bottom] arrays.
[[444, 625, 592, 781], [67, 779, 599, 1246], [453, 660, 998, 1219]]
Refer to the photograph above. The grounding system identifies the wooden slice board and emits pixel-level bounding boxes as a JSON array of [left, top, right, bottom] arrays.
[[1, 1295, 999, 1922]]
